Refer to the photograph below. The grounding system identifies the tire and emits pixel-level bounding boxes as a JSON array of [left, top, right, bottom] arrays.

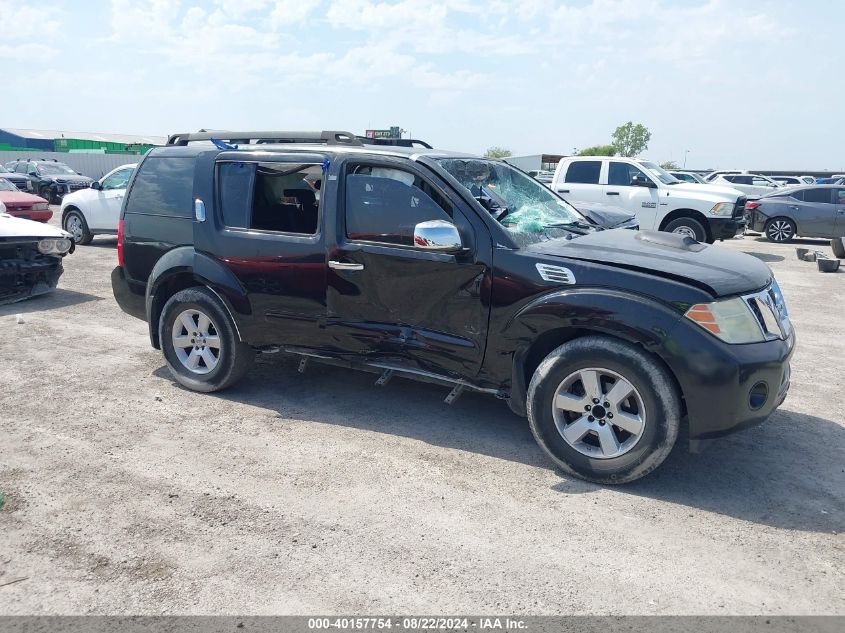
[[831, 237, 845, 259], [765, 217, 796, 243], [40, 186, 54, 205], [664, 217, 707, 242], [526, 335, 681, 484], [159, 287, 254, 393], [63, 209, 93, 245]]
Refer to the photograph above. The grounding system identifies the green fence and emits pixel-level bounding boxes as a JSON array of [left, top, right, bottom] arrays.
[[53, 138, 155, 155]]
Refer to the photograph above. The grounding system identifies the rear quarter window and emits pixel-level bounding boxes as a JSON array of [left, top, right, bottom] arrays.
[[564, 161, 601, 184], [125, 157, 194, 217]]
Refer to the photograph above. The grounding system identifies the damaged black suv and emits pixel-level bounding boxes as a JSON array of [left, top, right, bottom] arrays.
[[112, 131, 795, 483]]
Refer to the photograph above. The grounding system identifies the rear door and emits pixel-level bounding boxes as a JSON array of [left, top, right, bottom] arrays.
[[795, 187, 837, 236], [605, 161, 661, 229], [192, 151, 329, 347], [325, 155, 492, 378], [834, 188, 845, 236], [554, 159, 605, 204]]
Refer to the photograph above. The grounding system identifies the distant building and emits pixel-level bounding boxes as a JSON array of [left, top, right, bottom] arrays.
[[504, 153, 568, 173], [0, 128, 166, 155]]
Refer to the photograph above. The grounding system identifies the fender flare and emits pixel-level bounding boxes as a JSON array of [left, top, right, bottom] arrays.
[[503, 287, 684, 416], [145, 247, 252, 348]]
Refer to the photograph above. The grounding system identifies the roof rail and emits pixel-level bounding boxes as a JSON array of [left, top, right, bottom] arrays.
[[165, 130, 363, 147], [357, 136, 433, 149]]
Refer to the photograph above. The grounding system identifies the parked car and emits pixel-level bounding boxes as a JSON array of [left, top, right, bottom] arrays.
[[669, 170, 707, 184], [815, 177, 845, 185], [0, 210, 74, 304], [111, 130, 793, 484], [746, 185, 845, 242], [549, 156, 747, 242], [771, 176, 805, 186], [704, 170, 747, 182], [60, 163, 136, 244], [3, 159, 93, 204], [0, 165, 34, 192], [710, 173, 781, 198], [527, 169, 554, 184], [0, 178, 51, 222], [571, 200, 639, 230]]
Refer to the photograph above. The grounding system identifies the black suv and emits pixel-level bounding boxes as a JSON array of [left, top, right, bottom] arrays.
[[112, 131, 795, 484], [4, 159, 92, 203]]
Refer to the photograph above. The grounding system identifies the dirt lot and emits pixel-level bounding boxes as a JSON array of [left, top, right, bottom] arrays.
[[1, 214, 842, 615]]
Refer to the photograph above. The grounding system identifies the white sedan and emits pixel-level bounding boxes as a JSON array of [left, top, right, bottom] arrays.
[[60, 163, 136, 244]]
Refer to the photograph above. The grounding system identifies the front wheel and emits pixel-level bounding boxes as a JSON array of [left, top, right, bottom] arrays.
[[664, 217, 707, 242], [527, 336, 681, 484], [159, 287, 254, 392], [40, 186, 54, 205], [765, 217, 796, 243]]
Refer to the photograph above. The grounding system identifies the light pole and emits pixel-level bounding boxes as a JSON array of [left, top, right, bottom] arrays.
[[684, 149, 690, 169]]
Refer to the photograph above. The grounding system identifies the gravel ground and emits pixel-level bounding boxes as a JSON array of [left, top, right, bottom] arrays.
[[1, 214, 842, 615]]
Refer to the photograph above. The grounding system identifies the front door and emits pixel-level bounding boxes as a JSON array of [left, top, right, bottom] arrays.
[[833, 188, 845, 237], [605, 161, 661, 229], [88, 167, 134, 230], [325, 156, 492, 379]]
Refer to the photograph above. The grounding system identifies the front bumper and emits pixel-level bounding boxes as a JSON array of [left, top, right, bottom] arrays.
[[0, 255, 63, 305], [111, 265, 147, 321], [708, 217, 745, 240], [660, 319, 795, 441]]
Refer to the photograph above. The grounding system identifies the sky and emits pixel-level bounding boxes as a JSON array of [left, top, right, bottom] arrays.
[[1, 0, 843, 170]]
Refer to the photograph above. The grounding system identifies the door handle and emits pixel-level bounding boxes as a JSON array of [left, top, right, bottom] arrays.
[[328, 260, 364, 271], [789, 205, 799, 210], [606, 191, 620, 196], [559, 189, 570, 194]]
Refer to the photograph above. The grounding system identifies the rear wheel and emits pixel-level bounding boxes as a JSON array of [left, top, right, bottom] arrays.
[[664, 217, 707, 242], [63, 209, 93, 245], [765, 217, 796, 243], [159, 287, 254, 393], [527, 335, 681, 484], [831, 237, 845, 259]]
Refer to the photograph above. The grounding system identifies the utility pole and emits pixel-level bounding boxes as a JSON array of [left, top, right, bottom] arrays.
[[684, 149, 690, 169]]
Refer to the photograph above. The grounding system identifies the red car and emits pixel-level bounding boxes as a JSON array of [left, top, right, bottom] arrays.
[[0, 177, 52, 222]]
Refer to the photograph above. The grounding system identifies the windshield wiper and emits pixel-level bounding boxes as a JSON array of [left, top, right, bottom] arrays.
[[544, 221, 593, 234]]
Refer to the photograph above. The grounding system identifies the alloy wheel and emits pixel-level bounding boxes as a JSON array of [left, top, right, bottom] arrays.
[[767, 220, 793, 242], [171, 309, 221, 375], [551, 367, 647, 459], [65, 215, 84, 243]]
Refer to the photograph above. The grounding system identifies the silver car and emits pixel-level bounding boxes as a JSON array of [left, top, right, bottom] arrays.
[[747, 185, 845, 242]]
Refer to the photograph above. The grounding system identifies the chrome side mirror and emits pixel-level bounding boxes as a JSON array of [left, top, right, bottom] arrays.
[[413, 219, 462, 252]]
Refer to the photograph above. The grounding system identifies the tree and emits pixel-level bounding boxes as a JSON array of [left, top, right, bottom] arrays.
[[484, 146, 512, 159], [611, 122, 651, 157], [660, 160, 679, 170], [578, 144, 617, 157]]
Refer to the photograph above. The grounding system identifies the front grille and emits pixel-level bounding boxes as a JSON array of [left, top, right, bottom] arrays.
[[3, 177, 28, 191], [67, 182, 89, 191], [743, 281, 791, 340]]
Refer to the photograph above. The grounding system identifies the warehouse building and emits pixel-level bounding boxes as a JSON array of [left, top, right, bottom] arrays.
[[0, 128, 165, 155]]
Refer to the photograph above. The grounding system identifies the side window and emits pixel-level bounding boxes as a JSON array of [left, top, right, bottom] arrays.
[[608, 162, 649, 186], [803, 188, 832, 204], [101, 168, 133, 190], [788, 189, 804, 201], [752, 176, 772, 186], [124, 157, 195, 218], [217, 161, 320, 234], [564, 161, 601, 184], [345, 165, 452, 246], [15, 162, 29, 174], [730, 175, 752, 185]]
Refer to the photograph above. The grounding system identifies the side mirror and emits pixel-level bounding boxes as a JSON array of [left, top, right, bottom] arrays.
[[28, 170, 38, 176], [91, 181, 102, 191], [631, 175, 655, 188], [413, 220, 462, 252]]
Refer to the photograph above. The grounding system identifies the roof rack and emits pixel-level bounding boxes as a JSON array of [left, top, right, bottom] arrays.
[[356, 136, 433, 149], [165, 130, 363, 147]]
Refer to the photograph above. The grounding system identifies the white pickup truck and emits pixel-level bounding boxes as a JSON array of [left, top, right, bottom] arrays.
[[550, 156, 747, 243]]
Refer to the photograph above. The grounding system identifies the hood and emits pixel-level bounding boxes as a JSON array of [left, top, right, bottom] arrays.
[[0, 213, 71, 239], [43, 174, 92, 183], [526, 229, 772, 298], [664, 181, 746, 200], [573, 201, 637, 228], [0, 190, 47, 205]]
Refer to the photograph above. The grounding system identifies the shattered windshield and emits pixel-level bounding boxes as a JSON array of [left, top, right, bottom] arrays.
[[435, 158, 592, 246]]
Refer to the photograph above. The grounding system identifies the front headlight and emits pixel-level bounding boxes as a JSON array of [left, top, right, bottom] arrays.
[[32, 202, 49, 211], [710, 202, 734, 216], [37, 238, 72, 255], [684, 297, 765, 344]]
